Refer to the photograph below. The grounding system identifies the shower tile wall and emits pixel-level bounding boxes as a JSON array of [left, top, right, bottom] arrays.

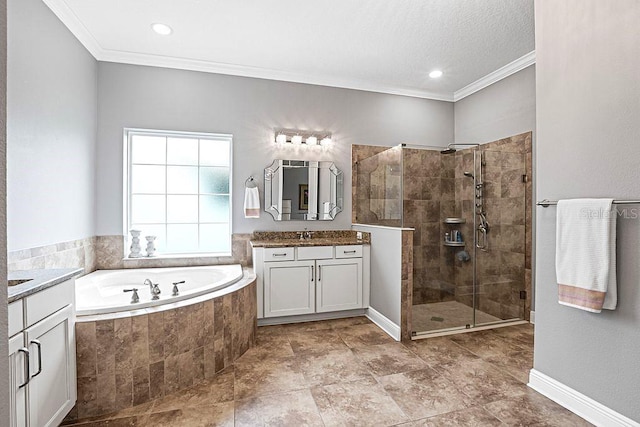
[[402, 149, 456, 305], [351, 145, 390, 224]]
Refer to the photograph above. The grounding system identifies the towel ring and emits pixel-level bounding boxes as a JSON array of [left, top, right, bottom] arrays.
[[245, 176, 258, 188]]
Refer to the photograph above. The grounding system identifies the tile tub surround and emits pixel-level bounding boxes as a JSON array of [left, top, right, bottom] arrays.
[[66, 275, 257, 421], [62, 322, 591, 427], [8, 233, 255, 274], [250, 230, 371, 248], [8, 236, 97, 273], [95, 233, 254, 269]]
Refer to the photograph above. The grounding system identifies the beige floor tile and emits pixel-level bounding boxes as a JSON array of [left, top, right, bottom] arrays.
[[233, 355, 307, 400], [311, 377, 409, 426], [489, 323, 534, 346], [449, 329, 529, 359], [435, 358, 528, 405], [378, 368, 472, 420], [150, 370, 234, 412], [401, 406, 504, 426], [337, 323, 396, 348], [412, 301, 501, 332], [352, 343, 429, 377], [483, 390, 592, 426], [403, 336, 480, 367], [298, 348, 373, 387], [144, 401, 234, 427], [235, 389, 324, 426], [288, 329, 350, 355]]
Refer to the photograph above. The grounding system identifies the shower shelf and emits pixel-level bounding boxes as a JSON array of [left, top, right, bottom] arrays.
[[443, 241, 465, 247], [444, 217, 466, 224]]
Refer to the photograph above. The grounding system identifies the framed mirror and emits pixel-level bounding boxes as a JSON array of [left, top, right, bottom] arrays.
[[264, 160, 344, 221]]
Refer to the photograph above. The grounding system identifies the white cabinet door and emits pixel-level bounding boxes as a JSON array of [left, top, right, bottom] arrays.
[[316, 259, 363, 312], [9, 333, 28, 427], [24, 305, 76, 427], [264, 260, 315, 317]]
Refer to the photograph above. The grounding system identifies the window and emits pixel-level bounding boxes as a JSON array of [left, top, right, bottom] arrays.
[[125, 129, 232, 255]]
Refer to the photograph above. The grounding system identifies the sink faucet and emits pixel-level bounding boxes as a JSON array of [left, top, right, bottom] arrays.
[[297, 230, 314, 240], [144, 278, 161, 300]]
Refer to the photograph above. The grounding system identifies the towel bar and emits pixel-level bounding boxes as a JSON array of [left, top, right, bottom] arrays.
[[537, 199, 640, 207]]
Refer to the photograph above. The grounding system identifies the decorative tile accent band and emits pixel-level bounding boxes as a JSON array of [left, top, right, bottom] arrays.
[[66, 278, 257, 421], [8, 234, 254, 273]]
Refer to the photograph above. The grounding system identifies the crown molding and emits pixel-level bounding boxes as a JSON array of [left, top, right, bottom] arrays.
[[453, 50, 536, 101], [44, 0, 535, 104], [98, 49, 455, 102], [42, 0, 104, 58]]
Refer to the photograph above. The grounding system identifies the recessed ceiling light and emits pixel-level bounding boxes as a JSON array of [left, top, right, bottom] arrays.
[[429, 70, 443, 79], [151, 23, 173, 36]]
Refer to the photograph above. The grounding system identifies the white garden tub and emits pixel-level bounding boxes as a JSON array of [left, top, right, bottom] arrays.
[[75, 264, 243, 315]]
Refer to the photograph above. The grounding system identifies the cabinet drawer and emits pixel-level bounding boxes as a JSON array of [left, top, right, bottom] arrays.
[[335, 245, 363, 258], [8, 301, 24, 337], [264, 247, 295, 261], [25, 279, 74, 327], [297, 246, 333, 260]]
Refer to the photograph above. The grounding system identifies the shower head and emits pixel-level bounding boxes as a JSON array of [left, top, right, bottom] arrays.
[[440, 148, 456, 154], [463, 172, 474, 179]]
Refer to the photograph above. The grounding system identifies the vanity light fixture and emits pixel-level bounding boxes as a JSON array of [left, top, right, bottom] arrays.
[[151, 23, 173, 35], [275, 133, 287, 144], [429, 70, 443, 78], [273, 129, 332, 146]]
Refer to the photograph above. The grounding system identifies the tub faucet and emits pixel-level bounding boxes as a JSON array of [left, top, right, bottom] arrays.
[[144, 278, 161, 300]]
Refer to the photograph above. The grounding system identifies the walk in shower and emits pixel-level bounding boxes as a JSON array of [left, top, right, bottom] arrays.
[[354, 135, 531, 337]]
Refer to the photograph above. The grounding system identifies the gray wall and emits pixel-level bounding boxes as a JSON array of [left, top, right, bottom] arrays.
[[0, 0, 9, 423], [454, 65, 536, 144], [7, 0, 97, 251], [96, 62, 454, 236], [534, 0, 640, 421]]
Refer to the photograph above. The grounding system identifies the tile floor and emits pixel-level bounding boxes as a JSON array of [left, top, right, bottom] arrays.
[[411, 301, 502, 332], [63, 317, 592, 426]]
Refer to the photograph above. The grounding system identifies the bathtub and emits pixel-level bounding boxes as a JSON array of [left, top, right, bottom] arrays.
[[72, 264, 257, 419], [75, 264, 244, 315]]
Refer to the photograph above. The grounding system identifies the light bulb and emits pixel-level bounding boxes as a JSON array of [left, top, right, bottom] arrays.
[[429, 70, 443, 79], [151, 23, 173, 36], [292, 135, 303, 145], [320, 137, 332, 146], [275, 133, 287, 144], [306, 136, 318, 146]]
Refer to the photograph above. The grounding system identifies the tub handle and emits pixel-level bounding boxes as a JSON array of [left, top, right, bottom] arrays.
[[124, 288, 140, 303], [172, 281, 185, 296]]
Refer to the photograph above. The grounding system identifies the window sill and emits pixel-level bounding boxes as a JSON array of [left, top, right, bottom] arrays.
[[123, 252, 232, 263]]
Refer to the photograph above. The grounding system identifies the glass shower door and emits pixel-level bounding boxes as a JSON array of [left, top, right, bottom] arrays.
[[474, 149, 527, 324]]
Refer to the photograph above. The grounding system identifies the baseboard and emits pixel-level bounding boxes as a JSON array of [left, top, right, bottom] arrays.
[[530, 310, 535, 324], [366, 307, 400, 341], [528, 369, 640, 427], [257, 309, 366, 326]]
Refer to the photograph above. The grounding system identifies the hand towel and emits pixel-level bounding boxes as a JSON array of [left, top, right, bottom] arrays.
[[244, 187, 260, 218], [556, 198, 617, 313]]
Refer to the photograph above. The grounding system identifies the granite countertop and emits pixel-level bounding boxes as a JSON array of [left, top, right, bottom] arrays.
[[250, 230, 371, 248], [8, 268, 83, 303]]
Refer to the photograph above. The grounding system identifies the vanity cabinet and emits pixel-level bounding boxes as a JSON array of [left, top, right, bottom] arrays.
[[8, 279, 77, 427], [255, 244, 369, 320]]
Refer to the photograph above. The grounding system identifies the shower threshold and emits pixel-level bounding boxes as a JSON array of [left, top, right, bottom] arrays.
[[411, 318, 529, 340]]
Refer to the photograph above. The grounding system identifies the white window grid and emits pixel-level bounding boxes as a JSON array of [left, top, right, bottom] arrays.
[[124, 128, 233, 255]]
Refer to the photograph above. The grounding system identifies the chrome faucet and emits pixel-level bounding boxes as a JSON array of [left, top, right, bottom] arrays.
[[297, 229, 314, 240], [144, 278, 161, 300]]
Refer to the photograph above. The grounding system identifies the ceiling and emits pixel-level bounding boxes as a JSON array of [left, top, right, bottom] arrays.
[[43, 0, 535, 101]]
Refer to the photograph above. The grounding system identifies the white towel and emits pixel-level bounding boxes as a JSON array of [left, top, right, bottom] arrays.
[[556, 198, 617, 313], [244, 187, 260, 218]]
